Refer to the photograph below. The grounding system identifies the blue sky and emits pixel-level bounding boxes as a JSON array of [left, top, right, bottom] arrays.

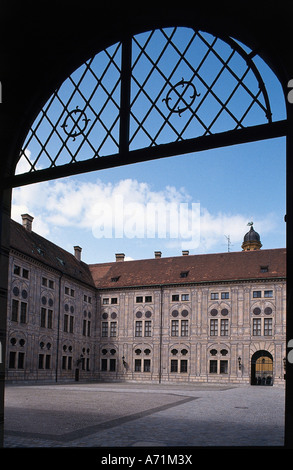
[[12, 27, 287, 264]]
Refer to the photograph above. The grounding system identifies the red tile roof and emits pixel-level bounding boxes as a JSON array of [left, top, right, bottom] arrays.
[[89, 248, 286, 289], [10, 219, 286, 291], [10, 219, 95, 287]]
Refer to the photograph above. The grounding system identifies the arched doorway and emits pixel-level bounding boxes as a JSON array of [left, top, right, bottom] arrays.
[[251, 350, 273, 386]]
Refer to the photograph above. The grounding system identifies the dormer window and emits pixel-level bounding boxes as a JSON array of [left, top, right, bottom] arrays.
[[260, 266, 269, 273], [111, 276, 120, 282], [180, 271, 189, 278]]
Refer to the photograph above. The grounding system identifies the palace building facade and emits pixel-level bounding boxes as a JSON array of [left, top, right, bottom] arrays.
[[5, 215, 286, 385]]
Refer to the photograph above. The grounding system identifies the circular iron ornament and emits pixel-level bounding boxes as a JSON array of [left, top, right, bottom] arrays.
[[163, 78, 200, 116], [61, 106, 90, 141]]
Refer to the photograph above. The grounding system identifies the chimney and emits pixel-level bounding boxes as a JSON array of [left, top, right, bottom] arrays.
[[154, 251, 162, 259], [182, 250, 189, 256], [115, 253, 125, 262], [21, 213, 34, 232], [74, 246, 82, 261]]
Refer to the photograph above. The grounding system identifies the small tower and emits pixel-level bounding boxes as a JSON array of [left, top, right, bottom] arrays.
[[242, 222, 262, 251]]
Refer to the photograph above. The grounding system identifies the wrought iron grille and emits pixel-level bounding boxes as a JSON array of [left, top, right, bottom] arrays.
[[13, 26, 283, 187], [129, 28, 272, 149]]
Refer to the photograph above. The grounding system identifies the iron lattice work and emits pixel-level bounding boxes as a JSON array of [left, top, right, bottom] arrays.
[[12, 26, 284, 187]]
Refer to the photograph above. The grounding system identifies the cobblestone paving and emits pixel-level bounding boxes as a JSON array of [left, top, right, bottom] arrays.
[[3, 382, 285, 448]]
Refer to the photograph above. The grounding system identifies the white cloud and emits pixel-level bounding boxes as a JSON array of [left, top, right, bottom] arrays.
[[11, 176, 278, 254]]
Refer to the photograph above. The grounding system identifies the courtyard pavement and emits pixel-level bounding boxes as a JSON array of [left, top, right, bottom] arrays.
[[3, 382, 286, 449]]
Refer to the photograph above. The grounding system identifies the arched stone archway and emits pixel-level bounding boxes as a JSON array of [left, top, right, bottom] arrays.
[[251, 350, 273, 386]]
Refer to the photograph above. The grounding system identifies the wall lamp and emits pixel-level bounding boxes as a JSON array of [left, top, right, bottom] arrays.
[[238, 356, 242, 370], [122, 355, 127, 368]]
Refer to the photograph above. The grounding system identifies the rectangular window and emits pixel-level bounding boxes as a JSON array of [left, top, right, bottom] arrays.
[[253, 291, 261, 298], [9, 351, 16, 368], [22, 269, 29, 279], [102, 322, 108, 337], [18, 300, 26, 324], [47, 310, 53, 329], [145, 296, 152, 303], [264, 290, 273, 298], [83, 319, 87, 336], [62, 356, 67, 370], [211, 293, 219, 300], [210, 319, 218, 336], [87, 321, 91, 337], [45, 355, 51, 369], [13, 265, 21, 275], [220, 360, 228, 374], [264, 318, 273, 336], [18, 352, 25, 369], [69, 316, 74, 333], [172, 294, 179, 301], [144, 359, 151, 372], [49, 280, 54, 289], [181, 294, 189, 301], [253, 318, 261, 336], [145, 320, 151, 337], [136, 296, 143, 303], [101, 359, 107, 371], [64, 314, 69, 332], [103, 298, 109, 305], [12, 299, 19, 322], [68, 357, 72, 370], [171, 320, 179, 336], [135, 359, 141, 372], [42, 277, 47, 287], [180, 359, 188, 373], [181, 320, 189, 336], [220, 319, 229, 336], [109, 358, 116, 371], [171, 359, 178, 372], [221, 292, 229, 299], [209, 360, 217, 373], [110, 321, 117, 337], [135, 321, 142, 337], [111, 298, 118, 304], [39, 354, 44, 369], [41, 308, 46, 328]]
